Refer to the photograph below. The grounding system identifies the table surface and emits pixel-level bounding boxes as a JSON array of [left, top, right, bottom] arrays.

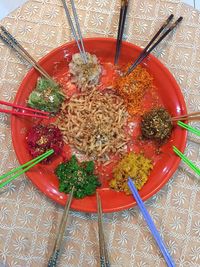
[[0, 1, 199, 21], [0, 0, 200, 266], [183, 0, 200, 10]]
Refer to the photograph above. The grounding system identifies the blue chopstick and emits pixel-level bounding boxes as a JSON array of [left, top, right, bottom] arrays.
[[128, 178, 175, 267]]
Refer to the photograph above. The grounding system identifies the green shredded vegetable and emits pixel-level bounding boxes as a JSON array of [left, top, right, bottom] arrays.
[[55, 155, 101, 199], [28, 77, 64, 113]]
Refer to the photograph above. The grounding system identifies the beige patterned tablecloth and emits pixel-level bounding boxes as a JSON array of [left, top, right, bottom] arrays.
[[0, 0, 200, 266]]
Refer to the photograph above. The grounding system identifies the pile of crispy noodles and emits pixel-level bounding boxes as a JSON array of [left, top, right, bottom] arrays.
[[114, 65, 153, 115], [55, 88, 129, 161]]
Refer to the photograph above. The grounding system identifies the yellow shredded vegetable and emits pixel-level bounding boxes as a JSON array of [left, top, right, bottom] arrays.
[[109, 152, 153, 195]]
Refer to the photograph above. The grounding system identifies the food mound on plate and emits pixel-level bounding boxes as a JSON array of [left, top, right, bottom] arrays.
[[69, 52, 102, 91], [109, 152, 153, 195], [28, 77, 65, 113], [55, 88, 129, 161], [141, 107, 173, 144], [114, 65, 153, 115], [27, 124, 63, 162], [55, 155, 101, 198]]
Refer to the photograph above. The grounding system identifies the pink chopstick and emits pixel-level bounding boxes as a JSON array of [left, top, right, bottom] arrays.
[[0, 100, 50, 119]]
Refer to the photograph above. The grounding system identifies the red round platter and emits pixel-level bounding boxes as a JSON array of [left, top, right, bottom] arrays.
[[11, 38, 187, 213]]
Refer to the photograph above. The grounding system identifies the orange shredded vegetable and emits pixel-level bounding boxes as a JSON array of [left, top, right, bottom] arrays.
[[114, 65, 153, 115]]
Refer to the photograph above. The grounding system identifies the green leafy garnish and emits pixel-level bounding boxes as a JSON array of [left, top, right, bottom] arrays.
[[28, 78, 64, 113], [55, 155, 101, 199]]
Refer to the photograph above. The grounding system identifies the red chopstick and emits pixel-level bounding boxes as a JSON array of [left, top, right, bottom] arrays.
[[0, 100, 50, 119]]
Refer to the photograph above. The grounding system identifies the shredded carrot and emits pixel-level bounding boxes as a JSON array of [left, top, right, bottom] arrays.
[[114, 65, 153, 115]]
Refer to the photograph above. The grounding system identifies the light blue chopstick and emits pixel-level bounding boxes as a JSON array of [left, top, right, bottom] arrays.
[[128, 178, 175, 267]]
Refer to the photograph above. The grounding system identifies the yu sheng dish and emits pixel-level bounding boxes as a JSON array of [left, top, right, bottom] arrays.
[[25, 51, 174, 199]]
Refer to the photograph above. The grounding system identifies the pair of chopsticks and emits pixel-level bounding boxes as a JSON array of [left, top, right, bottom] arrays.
[[172, 111, 200, 122], [96, 192, 110, 267], [174, 120, 200, 175], [114, 0, 129, 65], [48, 187, 74, 267], [125, 14, 183, 75], [48, 191, 110, 267], [0, 26, 56, 84], [61, 0, 87, 63], [0, 149, 54, 189], [128, 178, 175, 267], [0, 100, 50, 119]]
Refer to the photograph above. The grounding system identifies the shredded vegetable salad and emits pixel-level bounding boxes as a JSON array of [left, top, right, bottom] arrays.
[[56, 155, 101, 198]]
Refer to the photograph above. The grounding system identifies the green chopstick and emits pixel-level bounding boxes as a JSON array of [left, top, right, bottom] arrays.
[[173, 146, 200, 176], [0, 149, 54, 188], [178, 121, 200, 137]]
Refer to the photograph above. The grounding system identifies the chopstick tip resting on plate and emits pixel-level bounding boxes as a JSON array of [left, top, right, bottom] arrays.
[[61, 0, 87, 64], [0, 26, 57, 85], [173, 146, 200, 176], [125, 14, 183, 75], [173, 119, 200, 176], [0, 149, 54, 189], [0, 100, 50, 119]]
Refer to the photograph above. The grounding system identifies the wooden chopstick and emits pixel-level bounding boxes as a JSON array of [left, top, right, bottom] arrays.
[[171, 111, 200, 122], [96, 191, 110, 267], [0, 26, 52, 80], [0, 100, 50, 119], [47, 187, 74, 267], [61, 0, 87, 63], [125, 15, 183, 75], [0, 149, 54, 188], [0, 26, 56, 84], [0, 32, 52, 82], [0, 32, 53, 82], [114, 0, 129, 65]]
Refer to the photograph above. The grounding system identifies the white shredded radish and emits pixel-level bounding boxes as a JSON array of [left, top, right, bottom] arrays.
[[69, 52, 102, 91]]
